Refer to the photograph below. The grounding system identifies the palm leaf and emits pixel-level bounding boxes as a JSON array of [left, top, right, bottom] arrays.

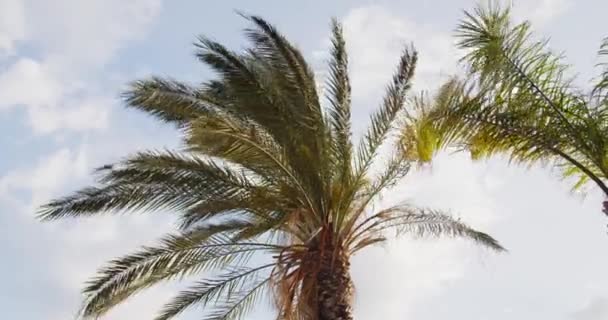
[[124, 77, 213, 126], [155, 264, 273, 320], [80, 227, 281, 318], [351, 205, 504, 252], [325, 19, 353, 183], [355, 46, 417, 177], [38, 151, 258, 220]]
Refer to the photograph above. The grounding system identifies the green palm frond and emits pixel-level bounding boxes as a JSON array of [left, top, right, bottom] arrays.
[[400, 91, 450, 163], [243, 13, 322, 118], [239, 16, 329, 197], [194, 37, 288, 136], [417, 3, 608, 197], [123, 77, 213, 126], [185, 115, 320, 220], [194, 35, 328, 215]]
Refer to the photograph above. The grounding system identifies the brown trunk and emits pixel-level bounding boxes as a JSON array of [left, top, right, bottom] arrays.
[[316, 243, 354, 320]]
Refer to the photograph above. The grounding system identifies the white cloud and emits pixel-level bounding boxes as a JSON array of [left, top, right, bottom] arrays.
[[26, 96, 111, 134], [340, 5, 457, 101], [0, 0, 26, 56], [0, 146, 89, 209], [351, 153, 503, 320], [0, 139, 178, 320], [512, 0, 571, 27], [26, 0, 161, 70], [0, 58, 63, 110], [332, 6, 505, 319], [0, 0, 162, 134]]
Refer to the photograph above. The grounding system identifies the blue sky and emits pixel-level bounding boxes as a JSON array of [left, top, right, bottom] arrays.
[[1, 0, 608, 319]]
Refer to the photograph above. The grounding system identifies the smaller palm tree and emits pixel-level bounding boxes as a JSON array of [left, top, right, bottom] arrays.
[[413, 2, 608, 219], [39, 15, 503, 320]]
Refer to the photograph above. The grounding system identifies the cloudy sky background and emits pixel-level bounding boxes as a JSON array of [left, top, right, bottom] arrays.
[[1, 0, 607, 319]]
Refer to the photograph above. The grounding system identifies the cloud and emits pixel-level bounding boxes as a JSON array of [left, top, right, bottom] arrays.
[[0, 0, 26, 56], [0, 146, 88, 211], [25, 0, 162, 69], [0, 140, 179, 320], [570, 298, 608, 320], [0, 58, 111, 133], [0, 2, 171, 316], [351, 152, 502, 319], [0, 0, 162, 134], [0, 58, 63, 110], [340, 5, 457, 99], [512, 0, 571, 27], [311, 5, 459, 138], [26, 96, 111, 134]]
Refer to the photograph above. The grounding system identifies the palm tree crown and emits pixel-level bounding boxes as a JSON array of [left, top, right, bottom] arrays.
[[417, 3, 608, 216], [39, 15, 503, 320]]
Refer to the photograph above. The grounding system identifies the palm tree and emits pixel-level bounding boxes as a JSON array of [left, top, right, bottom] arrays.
[[414, 3, 608, 218], [39, 15, 503, 320]]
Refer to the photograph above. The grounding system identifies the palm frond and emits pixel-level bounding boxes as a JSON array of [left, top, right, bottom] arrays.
[[399, 85, 463, 163], [325, 19, 353, 183], [340, 153, 410, 237], [156, 264, 273, 320], [351, 205, 505, 252], [204, 274, 271, 320], [185, 115, 320, 220], [355, 46, 417, 177], [37, 151, 258, 220], [238, 16, 330, 202], [242, 13, 322, 117], [194, 36, 291, 137], [79, 227, 281, 318], [421, 3, 608, 196], [123, 77, 213, 126], [592, 37, 608, 102]]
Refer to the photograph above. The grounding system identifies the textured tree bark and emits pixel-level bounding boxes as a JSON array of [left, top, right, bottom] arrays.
[[316, 245, 354, 320]]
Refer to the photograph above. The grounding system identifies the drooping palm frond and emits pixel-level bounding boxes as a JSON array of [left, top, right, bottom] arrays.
[[79, 224, 284, 318], [155, 264, 274, 320], [40, 14, 503, 320], [347, 205, 504, 253], [414, 3, 608, 200]]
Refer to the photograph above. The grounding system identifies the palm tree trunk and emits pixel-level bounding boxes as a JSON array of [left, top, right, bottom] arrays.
[[316, 244, 354, 320]]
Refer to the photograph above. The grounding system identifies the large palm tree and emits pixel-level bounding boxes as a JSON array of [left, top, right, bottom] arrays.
[[415, 3, 608, 217], [39, 16, 503, 320]]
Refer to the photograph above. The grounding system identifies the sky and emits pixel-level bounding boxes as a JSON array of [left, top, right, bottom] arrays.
[[1, 0, 608, 319]]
